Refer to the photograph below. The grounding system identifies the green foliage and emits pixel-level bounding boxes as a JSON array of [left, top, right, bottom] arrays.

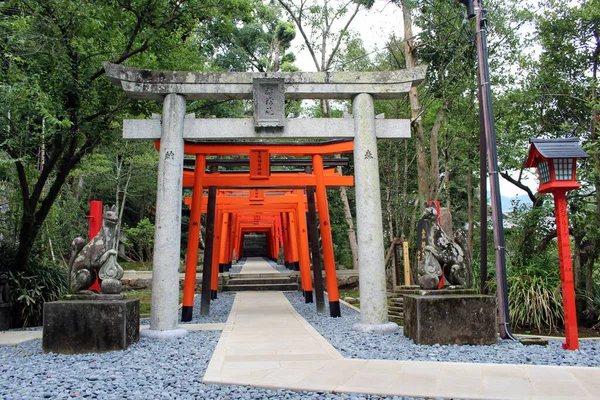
[[0, 0, 254, 274], [122, 218, 155, 262], [9, 259, 68, 328], [489, 255, 564, 334], [505, 198, 554, 267], [215, 1, 297, 72], [506, 266, 564, 334]]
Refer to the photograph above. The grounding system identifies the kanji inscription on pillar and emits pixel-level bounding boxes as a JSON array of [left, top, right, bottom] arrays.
[[253, 78, 285, 129]]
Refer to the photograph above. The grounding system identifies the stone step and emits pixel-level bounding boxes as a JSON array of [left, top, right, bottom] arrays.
[[389, 297, 405, 302], [388, 306, 404, 314], [227, 277, 295, 285], [223, 283, 299, 291], [388, 316, 404, 323]]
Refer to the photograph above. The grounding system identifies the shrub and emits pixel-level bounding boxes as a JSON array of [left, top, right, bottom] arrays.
[[507, 273, 564, 334], [9, 259, 68, 328], [122, 218, 155, 262], [490, 259, 564, 334]]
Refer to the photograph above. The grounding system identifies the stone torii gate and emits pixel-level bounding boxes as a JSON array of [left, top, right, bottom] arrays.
[[105, 62, 426, 338]]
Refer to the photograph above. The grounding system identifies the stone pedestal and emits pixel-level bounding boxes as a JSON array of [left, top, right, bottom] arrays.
[[403, 294, 496, 345], [0, 303, 10, 331], [43, 299, 140, 353]]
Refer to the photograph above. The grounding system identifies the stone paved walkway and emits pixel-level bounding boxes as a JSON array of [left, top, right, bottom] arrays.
[[239, 257, 281, 274], [203, 290, 600, 400]]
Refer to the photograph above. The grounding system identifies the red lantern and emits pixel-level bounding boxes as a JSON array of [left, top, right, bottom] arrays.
[[525, 138, 588, 351]]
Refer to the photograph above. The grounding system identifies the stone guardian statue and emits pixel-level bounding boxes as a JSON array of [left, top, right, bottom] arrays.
[[417, 207, 472, 290], [69, 205, 124, 295]]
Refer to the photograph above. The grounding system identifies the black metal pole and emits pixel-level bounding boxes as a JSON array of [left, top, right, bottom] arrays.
[[306, 182, 326, 313], [200, 186, 217, 316], [478, 53, 488, 295], [473, 0, 512, 339]]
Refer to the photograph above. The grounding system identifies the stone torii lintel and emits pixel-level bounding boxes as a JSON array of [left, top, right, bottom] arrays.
[[123, 117, 410, 140], [103, 62, 427, 100]]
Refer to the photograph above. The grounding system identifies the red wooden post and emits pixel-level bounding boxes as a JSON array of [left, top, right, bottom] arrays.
[[288, 211, 300, 270], [313, 155, 341, 317], [88, 200, 103, 240], [182, 155, 205, 321], [296, 192, 314, 303], [281, 212, 291, 268], [87, 200, 102, 292], [554, 190, 579, 350]]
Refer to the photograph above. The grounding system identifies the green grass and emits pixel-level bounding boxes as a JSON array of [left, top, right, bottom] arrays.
[[339, 288, 360, 308], [125, 288, 184, 315], [120, 261, 152, 271]]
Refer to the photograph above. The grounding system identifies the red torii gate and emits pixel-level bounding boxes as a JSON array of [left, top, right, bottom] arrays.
[[177, 140, 354, 319], [185, 189, 309, 267], [184, 190, 313, 286]]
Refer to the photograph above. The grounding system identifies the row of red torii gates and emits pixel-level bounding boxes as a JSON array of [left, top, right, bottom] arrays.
[[176, 140, 355, 319]]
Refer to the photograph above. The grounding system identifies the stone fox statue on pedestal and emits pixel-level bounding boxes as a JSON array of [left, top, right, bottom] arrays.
[[418, 207, 472, 290], [69, 205, 124, 294]]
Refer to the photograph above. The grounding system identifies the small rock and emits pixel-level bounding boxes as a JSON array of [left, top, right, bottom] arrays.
[[520, 337, 549, 346]]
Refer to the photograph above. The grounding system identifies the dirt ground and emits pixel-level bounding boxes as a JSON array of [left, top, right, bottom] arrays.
[[512, 325, 600, 338]]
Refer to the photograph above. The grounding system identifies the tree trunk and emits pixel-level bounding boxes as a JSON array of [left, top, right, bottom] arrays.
[[339, 184, 359, 270], [587, 35, 599, 317], [385, 185, 394, 240], [428, 106, 445, 200], [401, 0, 428, 208], [115, 164, 133, 251]]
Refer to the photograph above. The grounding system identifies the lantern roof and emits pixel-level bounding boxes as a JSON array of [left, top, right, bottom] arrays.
[[525, 138, 588, 168]]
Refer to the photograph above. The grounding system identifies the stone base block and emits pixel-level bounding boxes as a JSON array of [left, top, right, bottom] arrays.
[[0, 303, 10, 331], [140, 328, 188, 339], [353, 321, 399, 334], [43, 299, 140, 354], [403, 294, 496, 345]]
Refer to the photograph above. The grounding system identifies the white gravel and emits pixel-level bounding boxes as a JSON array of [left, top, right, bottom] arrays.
[[2, 288, 597, 400]]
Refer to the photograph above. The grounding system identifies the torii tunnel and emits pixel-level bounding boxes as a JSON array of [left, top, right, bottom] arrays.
[[173, 139, 354, 320]]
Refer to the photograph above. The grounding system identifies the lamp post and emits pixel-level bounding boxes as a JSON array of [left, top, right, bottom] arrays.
[[525, 138, 589, 351]]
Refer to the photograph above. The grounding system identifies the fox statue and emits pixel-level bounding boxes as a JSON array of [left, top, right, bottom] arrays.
[[69, 205, 124, 294]]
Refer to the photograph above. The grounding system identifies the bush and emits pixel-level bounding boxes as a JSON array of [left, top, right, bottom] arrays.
[[122, 218, 155, 262], [2, 243, 68, 328], [490, 259, 564, 334], [507, 272, 564, 334]]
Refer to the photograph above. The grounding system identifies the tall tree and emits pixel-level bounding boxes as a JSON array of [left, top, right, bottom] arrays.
[[498, 0, 600, 316], [0, 0, 251, 272], [216, 1, 297, 73], [278, 0, 370, 269]]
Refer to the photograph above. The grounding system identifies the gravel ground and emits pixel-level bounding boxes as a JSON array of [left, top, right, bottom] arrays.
[[3, 287, 598, 399], [284, 291, 600, 367], [0, 292, 419, 400]]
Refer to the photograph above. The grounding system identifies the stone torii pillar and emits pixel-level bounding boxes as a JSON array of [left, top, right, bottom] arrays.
[[143, 94, 188, 338], [352, 93, 396, 333], [104, 62, 426, 337]]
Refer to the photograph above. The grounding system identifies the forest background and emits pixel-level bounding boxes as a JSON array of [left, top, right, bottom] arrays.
[[0, 0, 598, 333]]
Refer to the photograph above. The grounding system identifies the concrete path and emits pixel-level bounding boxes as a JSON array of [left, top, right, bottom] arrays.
[[203, 291, 600, 400], [239, 257, 280, 275], [0, 323, 224, 346], [0, 330, 43, 345]]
